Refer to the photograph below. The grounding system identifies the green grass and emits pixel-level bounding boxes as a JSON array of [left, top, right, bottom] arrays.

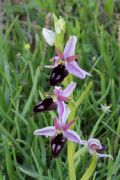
[[0, 0, 120, 179]]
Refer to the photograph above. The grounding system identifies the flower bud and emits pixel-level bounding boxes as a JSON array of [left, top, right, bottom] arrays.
[[53, 14, 66, 34], [42, 28, 55, 46]]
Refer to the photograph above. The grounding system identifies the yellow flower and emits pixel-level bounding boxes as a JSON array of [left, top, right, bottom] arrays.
[[24, 43, 30, 50]]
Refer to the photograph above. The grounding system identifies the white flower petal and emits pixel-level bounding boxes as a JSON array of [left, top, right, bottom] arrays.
[[63, 36, 77, 58], [63, 129, 82, 144], [60, 82, 76, 97], [34, 126, 56, 137], [62, 103, 71, 125], [66, 61, 91, 79]]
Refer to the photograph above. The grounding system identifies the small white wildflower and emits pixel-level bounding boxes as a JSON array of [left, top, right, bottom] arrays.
[[100, 103, 111, 114], [92, 56, 96, 61]]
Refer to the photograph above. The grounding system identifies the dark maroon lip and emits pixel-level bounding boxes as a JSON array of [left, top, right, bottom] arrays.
[[33, 98, 57, 113], [51, 133, 67, 158], [96, 145, 106, 154], [50, 64, 68, 86]]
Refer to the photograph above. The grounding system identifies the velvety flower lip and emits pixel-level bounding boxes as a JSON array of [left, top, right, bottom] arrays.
[[46, 36, 91, 81], [33, 98, 57, 113], [34, 103, 82, 157], [49, 64, 69, 86], [83, 138, 113, 159], [51, 133, 67, 158]]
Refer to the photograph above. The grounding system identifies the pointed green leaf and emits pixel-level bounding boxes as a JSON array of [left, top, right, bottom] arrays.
[[81, 151, 97, 180]]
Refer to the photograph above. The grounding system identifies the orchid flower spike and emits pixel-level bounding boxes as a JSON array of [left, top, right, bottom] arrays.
[[83, 138, 112, 159], [46, 36, 91, 85], [34, 104, 82, 158], [33, 82, 76, 113]]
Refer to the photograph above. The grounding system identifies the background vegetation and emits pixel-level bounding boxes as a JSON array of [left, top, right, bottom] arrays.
[[0, 0, 120, 179]]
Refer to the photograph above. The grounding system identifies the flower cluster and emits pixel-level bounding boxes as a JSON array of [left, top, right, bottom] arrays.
[[33, 15, 112, 159]]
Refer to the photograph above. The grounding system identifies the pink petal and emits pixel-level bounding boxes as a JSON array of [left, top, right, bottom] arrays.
[[57, 100, 65, 121], [50, 56, 60, 67], [66, 61, 91, 79], [55, 48, 64, 59], [54, 117, 59, 129], [57, 101, 70, 125], [50, 56, 59, 62], [45, 56, 60, 69], [53, 86, 62, 94], [57, 95, 70, 101], [96, 153, 113, 159], [60, 82, 76, 97], [87, 138, 102, 149], [62, 120, 75, 131], [66, 55, 80, 62], [34, 126, 55, 137], [61, 103, 71, 125], [63, 36, 77, 58], [89, 149, 112, 159], [63, 129, 82, 144]]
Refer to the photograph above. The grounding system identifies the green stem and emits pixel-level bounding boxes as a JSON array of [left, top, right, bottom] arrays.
[[67, 112, 76, 180], [67, 141, 76, 180], [80, 151, 97, 180], [64, 75, 76, 180], [67, 81, 93, 180]]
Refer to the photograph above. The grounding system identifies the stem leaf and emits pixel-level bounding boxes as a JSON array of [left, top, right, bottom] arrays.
[[81, 151, 97, 180]]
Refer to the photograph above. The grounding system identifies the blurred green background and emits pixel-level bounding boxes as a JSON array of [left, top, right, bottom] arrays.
[[0, 0, 120, 179]]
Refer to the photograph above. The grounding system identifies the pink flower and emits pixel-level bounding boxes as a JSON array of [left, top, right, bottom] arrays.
[[54, 81, 76, 101], [34, 104, 82, 158], [53, 81, 76, 115], [46, 36, 91, 85], [83, 138, 112, 159], [33, 82, 76, 113]]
